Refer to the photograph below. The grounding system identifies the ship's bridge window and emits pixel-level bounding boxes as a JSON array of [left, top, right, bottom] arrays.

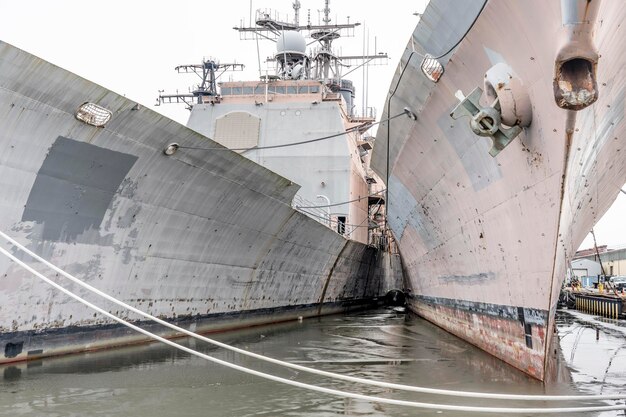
[[274, 86, 286, 94], [231, 87, 242, 95], [221, 87, 232, 95], [286, 86, 297, 94], [254, 86, 265, 94], [310, 85, 319, 93], [242, 87, 254, 95], [298, 86, 309, 94]]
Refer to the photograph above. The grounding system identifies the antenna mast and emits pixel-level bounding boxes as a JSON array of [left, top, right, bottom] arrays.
[[157, 59, 244, 109], [293, 0, 301, 26]]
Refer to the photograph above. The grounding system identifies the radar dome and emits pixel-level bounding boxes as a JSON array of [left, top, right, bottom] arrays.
[[276, 31, 306, 55]]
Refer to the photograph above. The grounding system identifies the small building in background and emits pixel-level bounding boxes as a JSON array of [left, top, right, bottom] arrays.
[[573, 246, 626, 281], [598, 247, 626, 277], [571, 258, 602, 287]]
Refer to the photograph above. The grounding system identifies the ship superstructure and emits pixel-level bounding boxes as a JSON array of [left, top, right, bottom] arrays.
[[159, 1, 388, 245]]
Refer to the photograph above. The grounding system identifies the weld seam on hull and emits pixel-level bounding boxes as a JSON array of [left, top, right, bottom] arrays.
[[317, 241, 350, 315]]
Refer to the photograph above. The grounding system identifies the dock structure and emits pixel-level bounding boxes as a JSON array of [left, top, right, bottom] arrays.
[[574, 293, 625, 319]]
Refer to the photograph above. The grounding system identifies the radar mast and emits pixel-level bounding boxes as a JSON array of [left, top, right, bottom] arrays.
[[157, 59, 244, 109], [234, 0, 388, 86]]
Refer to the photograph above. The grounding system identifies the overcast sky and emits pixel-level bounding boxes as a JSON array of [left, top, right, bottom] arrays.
[[0, 0, 623, 251], [0, 0, 421, 124]]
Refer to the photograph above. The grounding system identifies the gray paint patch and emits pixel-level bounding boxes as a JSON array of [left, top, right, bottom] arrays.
[[404, 203, 442, 251], [117, 204, 141, 229], [387, 175, 442, 250], [387, 175, 415, 239], [64, 253, 104, 281], [483, 46, 506, 67], [438, 272, 495, 284], [22, 136, 137, 242], [437, 110, 502, 191]]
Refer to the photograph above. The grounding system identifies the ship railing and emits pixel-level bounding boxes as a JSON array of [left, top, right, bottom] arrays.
[[360, 107, 377, 120], [347, 108, 377, 127], [291, 194, 334, 230], [235, 9, 298, 40]]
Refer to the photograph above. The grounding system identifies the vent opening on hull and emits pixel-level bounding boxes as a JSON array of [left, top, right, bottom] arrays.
[[4, 341, 23, 358], [554, 58, 598, 110]]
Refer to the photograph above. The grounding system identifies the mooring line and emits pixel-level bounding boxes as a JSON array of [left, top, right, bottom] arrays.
[[2, 246, 626, 414], [1, 232, 626, 410]]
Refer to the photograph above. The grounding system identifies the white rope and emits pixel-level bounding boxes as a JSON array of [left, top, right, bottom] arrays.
[[1, 230, 625, 402], [1, 246, 625, 414]]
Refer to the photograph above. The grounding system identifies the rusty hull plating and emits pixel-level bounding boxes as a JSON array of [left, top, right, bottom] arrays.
[[554, 0, 601, 110]]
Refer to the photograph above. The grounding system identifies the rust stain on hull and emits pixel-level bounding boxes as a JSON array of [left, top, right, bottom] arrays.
[[409, 297, 548, 380]]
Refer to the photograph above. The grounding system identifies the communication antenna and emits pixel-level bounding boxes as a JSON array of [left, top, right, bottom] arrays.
[[293, 0, 301, 26], [322, 0, 330, 24]]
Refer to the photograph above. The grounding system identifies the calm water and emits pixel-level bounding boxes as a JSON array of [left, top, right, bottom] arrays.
[[0, 309, 624, 416]]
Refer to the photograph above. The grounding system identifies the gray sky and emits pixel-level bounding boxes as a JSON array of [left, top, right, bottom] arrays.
[[0, 0, 421, 125], [0, 0, 623, 251]]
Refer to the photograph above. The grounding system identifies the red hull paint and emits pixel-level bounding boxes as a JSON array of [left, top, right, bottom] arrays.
[[409, 298, 547, 380]]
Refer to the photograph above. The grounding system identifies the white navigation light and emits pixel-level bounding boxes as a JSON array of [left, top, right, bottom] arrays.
[[163, 143, 180, 156], [75, 102, 112, 127], [421, 54, 444, 83]]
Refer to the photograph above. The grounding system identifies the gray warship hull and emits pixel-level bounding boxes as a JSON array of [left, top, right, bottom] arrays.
[[0, 41, 401, 363], [372, 0, 626, 380]]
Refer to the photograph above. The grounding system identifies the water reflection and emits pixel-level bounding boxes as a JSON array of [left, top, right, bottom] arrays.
[[556, 311, 626, 398], [0, 309, 623, 416]]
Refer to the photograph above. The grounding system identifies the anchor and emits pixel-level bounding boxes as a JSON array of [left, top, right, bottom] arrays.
[[450, 63, 532, 157], [450, 87, 522, 157]]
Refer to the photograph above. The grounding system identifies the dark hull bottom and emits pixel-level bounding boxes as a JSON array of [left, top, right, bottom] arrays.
[[407, 295, 549, 380], [1, 299, 379, 365]]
